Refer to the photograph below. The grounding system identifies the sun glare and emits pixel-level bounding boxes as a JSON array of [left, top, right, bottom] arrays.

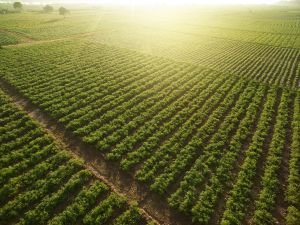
[[103, 0, 279, 5], [41, 0, 279, 6]]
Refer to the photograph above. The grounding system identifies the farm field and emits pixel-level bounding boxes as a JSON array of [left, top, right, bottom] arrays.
[[0, 2, 300, 225], [0, 89, 155, 225]]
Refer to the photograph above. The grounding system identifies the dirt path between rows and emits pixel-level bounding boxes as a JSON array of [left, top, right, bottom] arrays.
[[0, 78, 194, 225]]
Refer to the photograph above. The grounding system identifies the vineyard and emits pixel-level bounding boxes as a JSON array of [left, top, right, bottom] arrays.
[[0, 4, 300, 225], [0, 89, 155, 225], [0, 31, 18, 45]]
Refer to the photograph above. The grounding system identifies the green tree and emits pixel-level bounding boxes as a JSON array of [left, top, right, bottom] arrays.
[[43, 5, 54, 13], [13, 2, 22, 11], [58, 7, 68, 18]]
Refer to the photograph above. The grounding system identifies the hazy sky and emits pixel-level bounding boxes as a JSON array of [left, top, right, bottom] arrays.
[[66, 0, 279, 4], [0, 0, 282, 5]]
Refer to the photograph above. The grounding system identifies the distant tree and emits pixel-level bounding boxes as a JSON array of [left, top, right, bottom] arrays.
[[13, 2, 23, 11], [43, 5, 54, 13], [0, 9, 8, 14], [58, 7, 69, 18]]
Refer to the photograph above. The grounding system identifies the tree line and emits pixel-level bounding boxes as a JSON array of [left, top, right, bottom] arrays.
[[0, 2, 69, 17]]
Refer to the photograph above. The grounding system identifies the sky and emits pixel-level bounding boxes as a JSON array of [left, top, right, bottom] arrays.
[[65, 0, 280, 5], [0, 0, 283, 5]]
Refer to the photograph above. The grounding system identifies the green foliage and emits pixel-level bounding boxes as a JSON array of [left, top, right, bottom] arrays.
[[113, 206, 142, 225], [286, 206, 300, 225], [58, 7, 68, 17], [43, 5, 53, 13], [13, 2, 22, 10], [0, 32, 18, 45], [0, 6, 299, 225], [0, 90, 153, 225]]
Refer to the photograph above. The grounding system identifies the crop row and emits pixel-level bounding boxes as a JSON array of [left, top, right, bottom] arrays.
[[0, 89, 153, 225], [0, 41, 299, 224], [88, 27, 300, 88], [0, 31, 18, 46], [285, 92, 300, 225], [169, 83, 266, 220]]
